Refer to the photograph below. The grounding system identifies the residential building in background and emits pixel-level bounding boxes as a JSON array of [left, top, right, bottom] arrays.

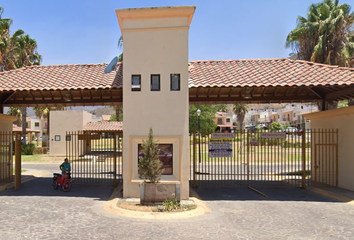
[[243, 103, 318, 128], [214, 112, 234, 132]]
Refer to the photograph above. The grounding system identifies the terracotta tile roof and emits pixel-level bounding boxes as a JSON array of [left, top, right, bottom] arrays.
[[0, 63, 122, 91], [13, 125, 40, 133], [82, 121, 123, 132], [1, 58, 354, 92], [188, 59, 354, 88]]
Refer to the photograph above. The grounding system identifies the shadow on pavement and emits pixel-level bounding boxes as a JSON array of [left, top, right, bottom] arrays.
[[0, 176, 115, 201], [194, 186, 343, 203]]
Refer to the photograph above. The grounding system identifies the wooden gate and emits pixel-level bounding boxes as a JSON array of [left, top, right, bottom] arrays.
[[190, 129, 338, 188], [66, 131, 122, 186], [0, 132, 13, 183]]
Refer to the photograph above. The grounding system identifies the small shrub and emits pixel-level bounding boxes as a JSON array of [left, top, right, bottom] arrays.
[[33, 147, 47, 154], [21, 143, 36, 155], [163, 193, 180, 212]]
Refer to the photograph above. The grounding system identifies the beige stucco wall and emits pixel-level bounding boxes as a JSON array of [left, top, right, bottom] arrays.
[[49, 110, 92, 156], [117, 7, 195, 199], [305, 106, 354, 191], [0, 114, 15, 132]]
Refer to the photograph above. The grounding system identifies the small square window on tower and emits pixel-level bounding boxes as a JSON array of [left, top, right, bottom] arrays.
[[131, 75, 141, 91], [170, 74, 180, 91], [151, 74, 160, 91]]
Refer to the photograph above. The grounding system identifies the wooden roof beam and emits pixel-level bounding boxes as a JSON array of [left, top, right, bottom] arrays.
[[325, 86, 354, 101]]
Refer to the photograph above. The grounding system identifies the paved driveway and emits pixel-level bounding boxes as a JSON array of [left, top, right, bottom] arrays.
[[0, 166, 353, 240]]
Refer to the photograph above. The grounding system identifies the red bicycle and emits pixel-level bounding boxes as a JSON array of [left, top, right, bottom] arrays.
[[52, 171, 73, 192]]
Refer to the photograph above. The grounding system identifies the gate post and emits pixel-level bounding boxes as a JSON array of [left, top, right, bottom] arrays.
[[301, 123, 306, 189], [193, 130, 197, 188], [113, 132, 117, 187], [247, 130, 250, 187], [15, 133, 21, 190]]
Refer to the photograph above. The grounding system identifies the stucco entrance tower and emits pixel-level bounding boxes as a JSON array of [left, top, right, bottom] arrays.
[[116, 6, 196, 199]]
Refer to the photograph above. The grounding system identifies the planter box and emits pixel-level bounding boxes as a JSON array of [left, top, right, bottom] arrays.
[[140, 182, 180, 205]]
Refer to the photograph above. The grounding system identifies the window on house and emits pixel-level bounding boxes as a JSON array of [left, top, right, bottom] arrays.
[[131, 75, 141, 91], [26, 123, 28, 128], [151, 74, 160, 91], [226, 118, 230, 123], [170, 74, 180, 91], [217, 118, 222, 124], [55, 135, 61, 141], [35, 122, 39, 127]]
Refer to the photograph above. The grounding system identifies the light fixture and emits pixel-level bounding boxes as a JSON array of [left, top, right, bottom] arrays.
[[197, 109, 201, 116], [64, 92, 72, 102], [243, 88, 252, 99]]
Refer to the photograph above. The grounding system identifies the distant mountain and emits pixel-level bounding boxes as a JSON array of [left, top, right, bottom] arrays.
[[3, 106, 113, 118]]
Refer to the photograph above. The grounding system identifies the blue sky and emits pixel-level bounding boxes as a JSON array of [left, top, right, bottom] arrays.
[[1, 0, 343, 65]]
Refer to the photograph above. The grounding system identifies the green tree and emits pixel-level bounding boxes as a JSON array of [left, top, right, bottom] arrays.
[[7, 107, 21, 126], [215, 104, 227, 112], [110, 105, 123, 122], [117, 35, 123, 62], [15, 34, 41, 68], [189, 105, 217, 133], [269, 122, 283, 132], [233, 104, 249, 130], [286, 0, 354, 67], [138, 127, 163, 183], [1, 7, 42, 143]]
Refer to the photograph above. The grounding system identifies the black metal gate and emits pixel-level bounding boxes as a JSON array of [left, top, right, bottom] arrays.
[[190, 129, 338, 188], [66, 131, 123, 186]]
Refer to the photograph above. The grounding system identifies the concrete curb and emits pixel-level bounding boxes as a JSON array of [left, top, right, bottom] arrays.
[[309, 187, 354, 206], [104, 185, 211, 220]]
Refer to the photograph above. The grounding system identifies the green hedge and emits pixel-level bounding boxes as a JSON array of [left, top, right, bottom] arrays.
[[21, 143, 36, 155]]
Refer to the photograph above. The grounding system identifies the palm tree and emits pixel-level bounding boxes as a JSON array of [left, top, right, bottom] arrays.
[[7, 106, 27, 144], [117, 35, 123, 62], [113, 104, 122, 122], [233, 104, 249, 130], [1, 7, 42, 143], [7, 107, 21, 126], [286, 0, 354, 67], [15, 34, 41, 68], [110, 36, 123, 117]]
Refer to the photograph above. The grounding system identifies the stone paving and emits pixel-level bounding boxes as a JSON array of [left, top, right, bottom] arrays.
[[0, 173, 354, 240]]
